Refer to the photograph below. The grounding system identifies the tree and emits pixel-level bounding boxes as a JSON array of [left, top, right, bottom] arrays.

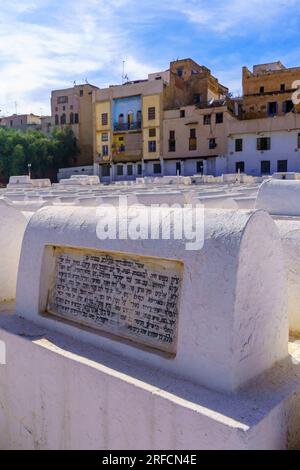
[[0, 126, 79, 182], [11, 144, 26, 176]]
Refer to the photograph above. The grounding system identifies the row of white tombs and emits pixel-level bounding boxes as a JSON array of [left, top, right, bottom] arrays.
[[1, 174, 300, 449]]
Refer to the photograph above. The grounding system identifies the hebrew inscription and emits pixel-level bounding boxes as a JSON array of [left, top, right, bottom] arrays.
[[46, 246, 183, 354]]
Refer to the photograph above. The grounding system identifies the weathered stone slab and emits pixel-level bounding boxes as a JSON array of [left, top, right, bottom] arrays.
[[43, 246, 183, 355]]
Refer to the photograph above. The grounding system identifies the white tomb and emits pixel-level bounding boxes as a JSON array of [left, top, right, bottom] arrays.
[[15, 206, 287, 393], [256, 179, 300, 216]]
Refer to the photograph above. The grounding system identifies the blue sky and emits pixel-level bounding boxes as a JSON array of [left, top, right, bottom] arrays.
[[1, 0, 300, 115]]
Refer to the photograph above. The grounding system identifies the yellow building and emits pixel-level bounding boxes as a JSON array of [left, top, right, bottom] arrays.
[[93, 58, 228, 181]]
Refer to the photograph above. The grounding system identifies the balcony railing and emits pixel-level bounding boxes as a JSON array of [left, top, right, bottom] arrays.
[[114, 122, 142, 132]]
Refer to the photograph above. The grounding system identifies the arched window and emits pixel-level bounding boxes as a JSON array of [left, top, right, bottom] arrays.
[[118, 113, 124, 124]]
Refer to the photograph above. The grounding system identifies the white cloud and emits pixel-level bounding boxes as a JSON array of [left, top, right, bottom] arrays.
[[0, 0, 298, 115]]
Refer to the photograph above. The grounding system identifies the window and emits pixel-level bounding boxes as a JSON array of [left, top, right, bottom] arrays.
[[148, 141, 157, 153], [180, 110, 185, 118], [235, 139, 243, 152], [101, 133, 109, 142], [153, 163, 161, 174], [80, 89, 84, 97], [55, 107, 58, 112], [148, 107, 156, 120], [57, 96, 68, 104], [177, 67, 183, 77], [280, 83, 286, 92], [169, 130, 176, 152], [101, 113, 108, 126], [216, 112, 223, 124], [261, 161, 271, 175], [102, 145, 109, 156], [209, 138, 217, 149], [194, 94, 201, 104], [149, 128, 156, 138], [127, 165, 133, 176], [117, 165, 123, 176], [74, 113, 79, 124], [137, 163, 142, 175], [70, 113, 74, 124], [196, 161, 204, 174], [60, 114, 66, 125], [102, 165, 110, 177], [236, 161, 245, 173], [55, 115, 59, 125], [63, 106, 66, 111], [260, 86, 265, 93], [283, 100, 294, 113], [268, 102, 278, 116], [204, 114, 211, 125], [189, 128, 197, 151], [277, 160, 288, 172], [257, 137, 271, 151], [70, 105, 73, 110], [137, 110, 142, 123]]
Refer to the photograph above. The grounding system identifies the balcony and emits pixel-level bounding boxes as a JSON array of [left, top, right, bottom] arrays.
[[113, 122, 142, 132]]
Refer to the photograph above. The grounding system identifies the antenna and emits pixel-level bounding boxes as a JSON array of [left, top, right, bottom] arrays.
[[122, 60, 125, 85]]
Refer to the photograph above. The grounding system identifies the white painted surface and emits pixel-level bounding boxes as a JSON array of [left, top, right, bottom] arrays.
[[227, 130, 300, 176], [275, 219, 300, 334], [256, 179, 300, 216], [0, 314, 299, 450], [0, 200, 29, 301], [15, 206, 287, 393]]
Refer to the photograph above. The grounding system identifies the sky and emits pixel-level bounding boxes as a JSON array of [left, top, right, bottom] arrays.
[[1, 0, 300, 116]]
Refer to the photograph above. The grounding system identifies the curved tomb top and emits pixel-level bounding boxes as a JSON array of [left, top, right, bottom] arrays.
[[15, 206, 287, 393]]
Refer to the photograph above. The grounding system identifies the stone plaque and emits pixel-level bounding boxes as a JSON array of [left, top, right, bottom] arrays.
[[45, 246, 183, 355]]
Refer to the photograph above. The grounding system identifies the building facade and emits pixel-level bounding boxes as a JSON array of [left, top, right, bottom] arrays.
[[227, 113, 300, 176], [162, 102, 237, 177], [0, 114, 41, 131], [242, 61, 300, 119], [51, 83, 99, 166], [93, 58, 228, 182]]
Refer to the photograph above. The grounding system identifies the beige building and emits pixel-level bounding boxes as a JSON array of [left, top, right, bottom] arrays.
[[0, 114, 41, 132], [51, 83, 99, 166], [242, 61, 300, 119], [163, 101, 237, 176], [93, 58, 228, 181], [41, 116, 54, 136]]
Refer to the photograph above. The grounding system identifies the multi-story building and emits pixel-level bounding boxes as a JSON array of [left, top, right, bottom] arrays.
[[0, 113, 41, 131], [41, 116, 54, 136], [224, 61, 300, 176], [162, 101, 237, 177], [227, 113, 300, 176], [93, 58, 228, 181], [51, 83, 99, 166], [242, 61, 300, 119]]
